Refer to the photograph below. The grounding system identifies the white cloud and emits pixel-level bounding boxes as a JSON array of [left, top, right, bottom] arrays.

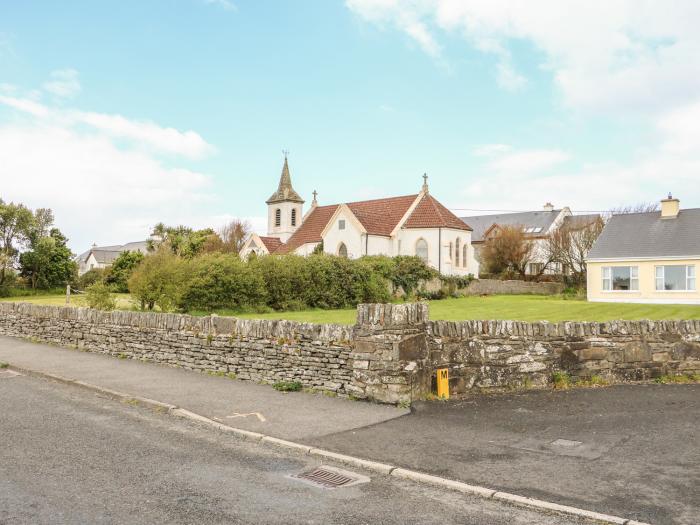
[[347, 1, 700, 112], [472, 143, 511, 157], [0, 74, 221, 251], [43, 69, 81, 98], [657, 99, 700, 155], [483, 147, 570, 176], [496, 62, 526, 92]]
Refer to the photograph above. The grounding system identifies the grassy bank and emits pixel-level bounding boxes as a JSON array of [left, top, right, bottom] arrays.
[[4, 293, 700, 325]]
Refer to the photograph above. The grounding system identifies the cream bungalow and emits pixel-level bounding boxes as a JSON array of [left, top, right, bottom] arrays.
[[586, 195, 699, 304], [240, 157, 479, 276]]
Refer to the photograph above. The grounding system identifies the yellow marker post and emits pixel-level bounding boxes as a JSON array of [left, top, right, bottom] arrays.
[[436, 368, 449, 399]]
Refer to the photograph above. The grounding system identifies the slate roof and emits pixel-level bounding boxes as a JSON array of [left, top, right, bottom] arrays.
[[403, 193, 471, 231], [460, 210, 564, 242], [77, 241, 148, 264], [266, 157, 304, 204], [587, 208, 700, 260]]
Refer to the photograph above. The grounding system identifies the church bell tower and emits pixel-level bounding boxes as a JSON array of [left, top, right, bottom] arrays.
[[266, 153, 304, 242]]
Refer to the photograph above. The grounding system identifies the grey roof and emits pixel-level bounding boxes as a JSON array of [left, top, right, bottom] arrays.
[[77, 241, 148, 264], [460, 210, 563, 242], [587, 208, 700, 260], [266, 157, 304, 204]]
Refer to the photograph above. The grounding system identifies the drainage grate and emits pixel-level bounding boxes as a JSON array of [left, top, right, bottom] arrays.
[[291, 466, 368, 489]]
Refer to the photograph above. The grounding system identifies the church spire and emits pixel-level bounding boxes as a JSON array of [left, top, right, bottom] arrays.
[[266, 152, 304, 204]]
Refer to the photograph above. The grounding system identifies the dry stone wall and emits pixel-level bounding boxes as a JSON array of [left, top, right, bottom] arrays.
[[1, 302, 699, 403]]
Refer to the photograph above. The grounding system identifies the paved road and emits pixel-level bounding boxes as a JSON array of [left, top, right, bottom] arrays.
[[0, 336, 408, 439], [311, 385, 700, 525], [0, 373, 586, 525]]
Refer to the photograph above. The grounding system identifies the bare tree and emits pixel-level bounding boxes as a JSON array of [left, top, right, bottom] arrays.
[[217, 219, 252, 255], [608, 202, 659, 216], [481, 225, 534, 278], [546, 216, 605, 286]]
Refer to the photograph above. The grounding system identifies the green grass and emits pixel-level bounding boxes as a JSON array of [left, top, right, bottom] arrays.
[[0, 293, 133, 309], [4, 293, 700, 325]]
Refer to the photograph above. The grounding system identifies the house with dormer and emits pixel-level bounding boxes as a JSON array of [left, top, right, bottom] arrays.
[[240, 157, 479, 276]]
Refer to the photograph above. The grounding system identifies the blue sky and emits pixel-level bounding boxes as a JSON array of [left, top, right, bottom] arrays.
[[1, 1, 699, 251]]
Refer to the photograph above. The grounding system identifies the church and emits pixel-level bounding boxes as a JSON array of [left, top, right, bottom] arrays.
[[240, 157, 479, 277]]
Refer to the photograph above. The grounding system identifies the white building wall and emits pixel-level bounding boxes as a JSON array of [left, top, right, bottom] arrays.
[[267, 201, 303, 243], [395, 228, 477, 277], [321, 209, 365, 258]]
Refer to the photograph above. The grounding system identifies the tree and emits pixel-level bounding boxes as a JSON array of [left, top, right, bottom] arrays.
[[481, 226, 534, 278], [105, 250, 144, 292], [19, 228, 77, 289], [217, 219, 252, 254], [608, 202, 659, 215], [0, 199, 35, 286], [546, 216, 605, 287], [147, 223, 218, 258], [128, 249, 189, 311]]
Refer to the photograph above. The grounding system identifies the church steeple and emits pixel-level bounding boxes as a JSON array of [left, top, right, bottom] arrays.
[[266, 152, 305, 242], [266, 154, 304, 204]]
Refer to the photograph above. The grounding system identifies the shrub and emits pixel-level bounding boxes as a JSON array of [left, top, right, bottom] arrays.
[[105, 250, 144, 293], [128, 249, 189, 312], [178, 253, 266, 311], [272, 380, 303, 392], [85, 282, 117, 311], [552, 371, 571, 389], [76, 267, 107, 290]]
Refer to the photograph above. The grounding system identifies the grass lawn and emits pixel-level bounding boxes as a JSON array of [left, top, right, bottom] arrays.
[[4, 293, 700, 325], [0, 293, 133, 309]]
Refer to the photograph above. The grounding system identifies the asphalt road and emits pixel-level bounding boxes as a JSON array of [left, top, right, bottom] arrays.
[[0, 373, 587, 525], [311, 384, 700, 525]]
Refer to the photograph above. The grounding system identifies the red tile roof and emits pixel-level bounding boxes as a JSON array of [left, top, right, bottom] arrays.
[[274, 204, 339, 254], [273, 192, 469, 254], [258, 236, 284, 253], [347, 194, 418, 236], [403, 194, 472, 231]]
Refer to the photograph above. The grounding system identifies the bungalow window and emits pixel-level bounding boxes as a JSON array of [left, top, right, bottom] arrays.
[[655, 265, 696, 291], [602, 266, 639, 291]]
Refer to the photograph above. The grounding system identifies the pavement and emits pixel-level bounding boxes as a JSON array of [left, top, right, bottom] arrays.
[[0, 373, 587, 524], [0, 336, 408, 440], [1, 335, 697, 524], [311, 385, 700, 525]]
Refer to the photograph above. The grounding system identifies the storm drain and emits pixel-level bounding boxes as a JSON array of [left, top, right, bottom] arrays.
[[290, 466, 369, 489]]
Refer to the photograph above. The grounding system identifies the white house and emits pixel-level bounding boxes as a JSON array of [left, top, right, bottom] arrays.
[[76, 241, 148, 276], [241, 157, 479, 276]]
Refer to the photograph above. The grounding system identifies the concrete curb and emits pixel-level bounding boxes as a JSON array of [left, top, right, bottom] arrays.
[[10, 364, 650, 525]]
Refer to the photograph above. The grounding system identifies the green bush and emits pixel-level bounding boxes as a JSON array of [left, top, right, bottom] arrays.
[[85, 282, 117, 311], [128, 249, 189, 312], [76, 267, 107, 290], [105, 250, 144, 293], [179, 253, 266, 311]]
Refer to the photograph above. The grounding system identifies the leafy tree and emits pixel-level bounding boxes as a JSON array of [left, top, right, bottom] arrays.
[[481, 225, 534, 278], [19, 228, 77, 289], [128, 249, 189, 311], [105, 250, 144, 292], [77, 267, 107, 290], [147, 223, 217, 258], [85, 282, 117, 311], [0, 199, 35, 286]]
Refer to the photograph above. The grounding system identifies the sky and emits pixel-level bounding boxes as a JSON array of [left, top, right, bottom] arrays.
[[1, 0, 700, 252]]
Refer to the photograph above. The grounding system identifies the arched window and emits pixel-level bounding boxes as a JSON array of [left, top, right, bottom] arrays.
[[462, 245, 468, 267], [449, 242, 453, 261], [275, 208, 281, 227], [291, 208, 297, 227], [415, 238, 428, 263], [455, 238, 460, 266], [338, 243, 348, 258]]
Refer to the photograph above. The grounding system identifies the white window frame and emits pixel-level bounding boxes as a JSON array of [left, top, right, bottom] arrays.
[[602, 266, 639, 292], [655, 265, 696, 292]]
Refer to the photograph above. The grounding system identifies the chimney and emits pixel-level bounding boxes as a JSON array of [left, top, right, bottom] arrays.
[[661, 193, 680, 219], [543, 202, 554, 212]]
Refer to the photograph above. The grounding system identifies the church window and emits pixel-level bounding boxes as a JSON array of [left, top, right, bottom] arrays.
[[463, 245, 468, 267], [339, 219, 346, 230], [455, 238, 460, 266], [338, 243, 348, 258], [415, 238, 428, 263], [291, 209, 297, 227], [275, 208, 281, 227], [449, 242, 453, 261]]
